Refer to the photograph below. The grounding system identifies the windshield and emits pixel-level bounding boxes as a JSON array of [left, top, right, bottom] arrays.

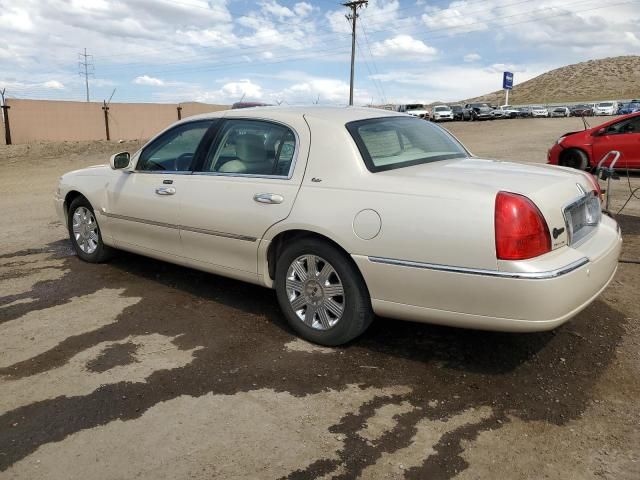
[[346, 117, 469, 173], [599, 102, 613, 107], [532, 106, 544, 109], [434, 106, 449, 112]]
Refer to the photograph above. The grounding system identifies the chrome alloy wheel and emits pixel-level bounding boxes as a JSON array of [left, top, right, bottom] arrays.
[[285, 254, 345, 330], [72, 206, 99, 254]]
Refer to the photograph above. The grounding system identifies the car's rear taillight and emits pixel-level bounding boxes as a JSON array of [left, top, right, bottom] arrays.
[[495, 192, 551, 260]]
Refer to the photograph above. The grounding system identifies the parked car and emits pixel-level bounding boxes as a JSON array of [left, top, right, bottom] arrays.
[[405, 105, 430, 120], [450, 105, 464, 120], [493, 105, 521, 119], [463, 103, 493, 121], [55, 107, 621, 345], [548, 112, 640, 170], [570, 105, 594, 117], [550, 106, 570, 117], [618, 102, 640, 115], [594, 101, 618, 116], [516, 107, 532, 118], [530, 105, 549, 117], [431, 105, 454, 121]]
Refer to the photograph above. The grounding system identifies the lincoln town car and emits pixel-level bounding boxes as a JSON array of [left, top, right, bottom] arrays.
[[55, 107, 622, 345]]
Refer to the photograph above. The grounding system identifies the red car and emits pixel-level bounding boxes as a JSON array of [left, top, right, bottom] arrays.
[[548, 112, 640, 170]]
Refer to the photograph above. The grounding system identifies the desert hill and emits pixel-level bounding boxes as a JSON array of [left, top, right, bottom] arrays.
[[461, 55, 640, 106]]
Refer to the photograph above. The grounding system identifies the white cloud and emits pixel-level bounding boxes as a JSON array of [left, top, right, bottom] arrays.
[[464, 53, 481, 62], [43, 80, 64, 89], [293, 2, 313, 17], [371, 35, 437, 59], [133, 75, 166, 87], [422, 2, 488, 34], [260, 1, 295, 19], [221, 79, 263, 99], [326, 0, 417, 35], [370, 63, 548, 103]]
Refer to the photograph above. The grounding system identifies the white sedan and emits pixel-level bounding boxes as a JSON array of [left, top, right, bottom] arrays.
[[531, 106, 549, 117], [55, 107, 622, 345], [431, 105, 454, 121]]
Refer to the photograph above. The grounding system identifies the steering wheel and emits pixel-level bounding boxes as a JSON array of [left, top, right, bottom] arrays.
[[174, 153, 194, 171]]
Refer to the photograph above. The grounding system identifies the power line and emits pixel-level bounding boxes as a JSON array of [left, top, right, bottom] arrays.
[[78, 48, 94, 102], [359, 19, 386, 104], [91, 0, 622, 77]]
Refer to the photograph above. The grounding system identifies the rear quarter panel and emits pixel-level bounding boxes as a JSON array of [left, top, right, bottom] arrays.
[[264, 116, 498, 272]]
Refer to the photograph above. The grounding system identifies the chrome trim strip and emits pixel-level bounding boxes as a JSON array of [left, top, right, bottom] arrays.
[[367, 256, 589, 280], [103, 212, 257, 242]]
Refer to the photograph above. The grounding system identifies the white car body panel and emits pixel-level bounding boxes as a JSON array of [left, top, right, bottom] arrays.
[[55, 106, 621, 333]]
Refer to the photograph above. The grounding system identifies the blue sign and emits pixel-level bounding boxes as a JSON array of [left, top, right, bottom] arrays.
[[503, 71, 514, 90]]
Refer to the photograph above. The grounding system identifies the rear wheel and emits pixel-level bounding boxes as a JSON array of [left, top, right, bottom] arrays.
[[67, 196, 113, 263], [275, 238, 373, 346], [560, 149, 589, 170]]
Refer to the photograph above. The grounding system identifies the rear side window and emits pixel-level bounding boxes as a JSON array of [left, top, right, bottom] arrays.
[[346, 117, 469, 172], [203, 119, 296, 177]]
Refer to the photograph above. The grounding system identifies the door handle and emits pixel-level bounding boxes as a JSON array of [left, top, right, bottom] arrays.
[[155, 186, 176, 195], [253, 193, 284, 204]]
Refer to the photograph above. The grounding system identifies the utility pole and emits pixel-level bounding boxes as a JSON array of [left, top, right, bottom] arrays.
[[0, 88, 11, 145], [78, 48, 94, 102], [344, 0, 368, 106]]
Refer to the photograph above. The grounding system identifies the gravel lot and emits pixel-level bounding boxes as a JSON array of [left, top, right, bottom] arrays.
[[0, 116, 638, 479]]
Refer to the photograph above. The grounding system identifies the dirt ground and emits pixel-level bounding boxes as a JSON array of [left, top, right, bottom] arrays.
[[0, 116, 638, 480]]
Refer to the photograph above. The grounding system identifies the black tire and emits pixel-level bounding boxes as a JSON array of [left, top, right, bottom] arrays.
[[275, 237, 373, 346], [560, 149, 589, 170], [67, 196, 113, 263]]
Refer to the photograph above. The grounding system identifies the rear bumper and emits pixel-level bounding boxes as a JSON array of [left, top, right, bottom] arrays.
[[353, 216, 621, 332]]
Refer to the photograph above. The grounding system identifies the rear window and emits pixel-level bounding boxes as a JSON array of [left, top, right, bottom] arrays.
[[346, 116, 469, 173]]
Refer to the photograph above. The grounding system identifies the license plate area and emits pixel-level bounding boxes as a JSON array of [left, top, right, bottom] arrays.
[[564, 193, 601, 245]]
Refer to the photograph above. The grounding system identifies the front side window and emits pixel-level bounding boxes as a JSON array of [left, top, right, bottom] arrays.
[[203, 119, 296, 177], [137, 121, 213, 172], [347, 116, 469, 172], [607, 117, 640, 134]]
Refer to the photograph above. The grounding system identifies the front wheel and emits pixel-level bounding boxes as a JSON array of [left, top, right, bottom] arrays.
[[67, 196, 113, 262], [275, 238, 373, 346], [560, 149, 589, 170]]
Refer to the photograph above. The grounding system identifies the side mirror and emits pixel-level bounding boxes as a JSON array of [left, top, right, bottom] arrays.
[[592, 128, 606, 137], [110, 152, 130, 170]]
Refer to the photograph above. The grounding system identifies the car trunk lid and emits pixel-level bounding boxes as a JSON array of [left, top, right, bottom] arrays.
[[375, 158, 599, 250]]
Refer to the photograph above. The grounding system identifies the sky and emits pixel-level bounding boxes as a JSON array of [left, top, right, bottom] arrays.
[[1, 0, 639, 105]]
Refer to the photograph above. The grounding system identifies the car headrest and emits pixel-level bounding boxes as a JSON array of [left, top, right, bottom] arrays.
[[235, 134, 267, 164]]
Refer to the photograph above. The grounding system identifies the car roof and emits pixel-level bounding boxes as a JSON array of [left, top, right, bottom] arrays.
[[184, 105, 406, 124]]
